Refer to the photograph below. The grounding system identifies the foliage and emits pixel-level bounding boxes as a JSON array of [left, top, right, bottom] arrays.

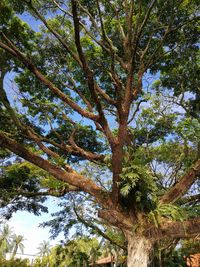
[[0, 258, 29, 267], [0, 159, 49, 219], [0, 224, 13, 258], [37, 240, 51, 257], [0, 224, 26, 262], [0, 0, 199, 265], [33, 236, 101, 267]]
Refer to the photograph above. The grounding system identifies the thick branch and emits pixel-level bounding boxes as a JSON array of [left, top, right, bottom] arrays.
[[146, 218, 200, 240], [159, 159, 200, 204], [68, 135, 105, 163], [98, 209, 132, 232], [0, 131, 108, 203]]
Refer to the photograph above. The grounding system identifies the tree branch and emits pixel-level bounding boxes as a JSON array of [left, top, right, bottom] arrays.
[[98, 209, 133, 233], [74, 207, 126, 250], [178, 193, 200, 205], [12, 186, 80, 198], [28, 1, 82, 66], [0, 35, 99, 122], [159, 159, 200, 204], [146, 218, 200, 240], [71, 0, 115, 145], [0, 131, 109, 204]]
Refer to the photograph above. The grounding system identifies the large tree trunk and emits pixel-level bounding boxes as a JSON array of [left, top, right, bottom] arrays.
[[126, 235, 152, 267]]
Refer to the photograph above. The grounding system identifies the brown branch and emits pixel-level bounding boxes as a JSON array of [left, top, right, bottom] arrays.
[[71, 0, 115, 145], [44, 120, 105, 163], [125, 0, 134, 54], [0, 36, 99, 122], [159, 159, 200, 204], [73, 206, 126, 250], [75, 1, 125, 69], [1, 76, 66, 166], [0, 66, 104, 164], [128, 99, 147, 124], [41, 134, 105, 163], [96, 0, 115, 53], [52, 0, 112, 56], [146, 218, 200, 240], [123, 1, 157, 108], [178, 193, 200, 205], [138, 0, 157, 36], [143, 15, 198, 71], [95, 84, 116, 106], [0, 131, 109, 203], [111, 3, 126, 44], [60, 79, 103, 132], [13, 186, 80, 198], [98, 209, 133, 233], [139, 1, 168, 64], [0, 73, 22, 128], [76, 0, 101, 36], [61, 78, 94, 111], [68, 130, 105, 163]]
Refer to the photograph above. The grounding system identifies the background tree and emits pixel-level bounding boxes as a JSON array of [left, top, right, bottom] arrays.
[[0, 224, 27, 265], [33, 236, 101, 267], [11, 234, 25, 260], [0, 0, 199, 266], [0, 224, 13, 258], [0, 258, 29, 267], [37, 240, 51, 258]]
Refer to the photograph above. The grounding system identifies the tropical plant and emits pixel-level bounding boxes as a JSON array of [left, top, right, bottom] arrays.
[[0, 258, 29, 267], [33, 236, 101, 267], [37, 240, 51, 257], [0, 224, 13, 258], [11, 234, 25, 259]]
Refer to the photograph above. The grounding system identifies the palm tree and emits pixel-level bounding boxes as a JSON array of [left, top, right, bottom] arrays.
[[37, 240, 51, 257], [0, 224, 13, 258], [11, 234, 25, 259]]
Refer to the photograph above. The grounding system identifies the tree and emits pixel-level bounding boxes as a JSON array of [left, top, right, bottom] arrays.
[[37, 241, 51, 258], [34, 236, 101, 267], [0, 0, 199, 266], [0, 224, 13, 258], [11, 234, 25, 259], [0, 258, 29, 267]]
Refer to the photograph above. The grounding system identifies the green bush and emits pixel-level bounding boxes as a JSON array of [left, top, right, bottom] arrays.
[[0, 258, 30, 267]]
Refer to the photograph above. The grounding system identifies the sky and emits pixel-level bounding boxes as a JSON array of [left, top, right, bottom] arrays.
[[6, 198, 63, 261]]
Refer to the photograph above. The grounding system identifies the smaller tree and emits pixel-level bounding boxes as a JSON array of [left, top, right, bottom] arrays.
[[0, 224, 13, 258], [37, 240, 51, 258], [11, 234, 25, 259]]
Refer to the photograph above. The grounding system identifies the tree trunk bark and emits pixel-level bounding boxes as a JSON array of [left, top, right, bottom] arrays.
[[126, 235, 152, 267]]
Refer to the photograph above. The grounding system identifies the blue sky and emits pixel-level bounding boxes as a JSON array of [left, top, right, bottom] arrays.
[[7, 198, 63, 261]]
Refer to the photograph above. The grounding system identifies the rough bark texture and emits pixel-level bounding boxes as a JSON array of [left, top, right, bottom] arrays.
[[126, 235, 152, 267]]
